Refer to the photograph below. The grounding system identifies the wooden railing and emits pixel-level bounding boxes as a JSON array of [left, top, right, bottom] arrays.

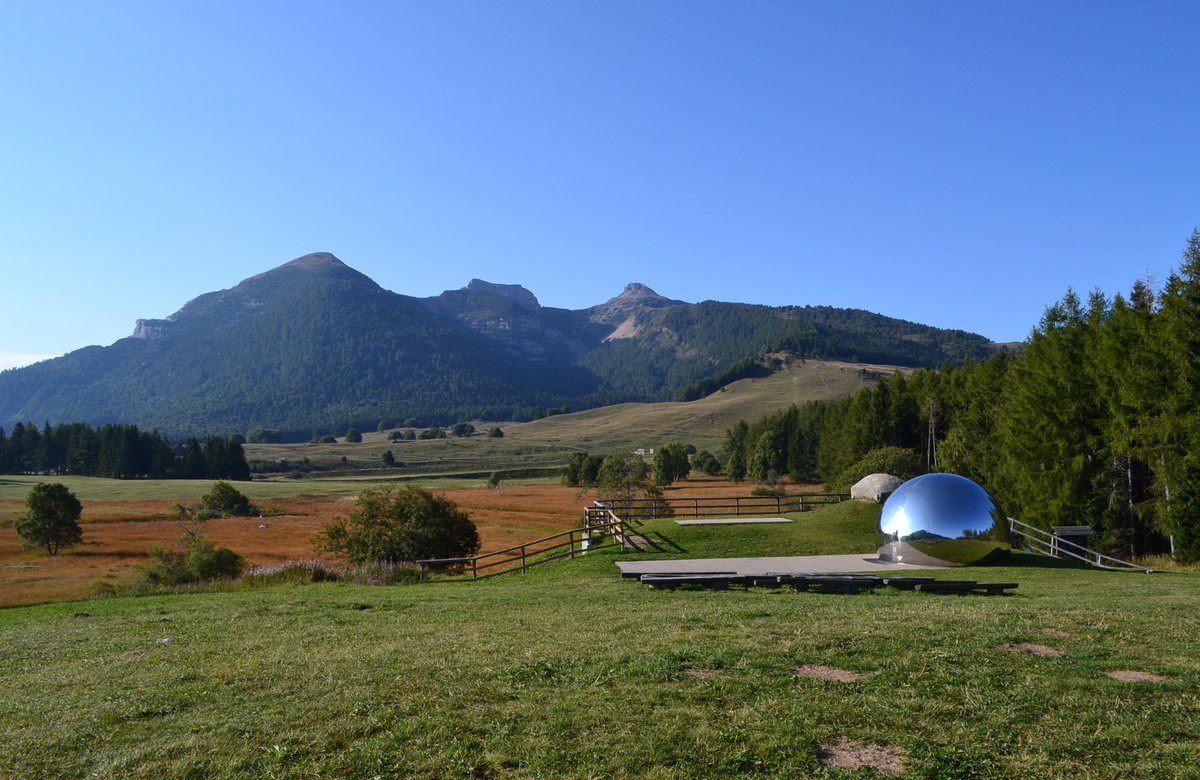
[[596, 492, 847, 521], [417, 520, 633, 581], [418, 492, 846, 582], [1008, 517, 1153, 573], [584, 503, 658, 551]]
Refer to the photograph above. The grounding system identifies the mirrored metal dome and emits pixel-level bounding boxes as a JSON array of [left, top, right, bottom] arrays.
[[877, 473, 1009, 566]]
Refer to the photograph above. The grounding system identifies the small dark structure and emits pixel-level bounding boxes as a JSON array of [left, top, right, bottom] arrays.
[[1051, 526, 1094, 556]]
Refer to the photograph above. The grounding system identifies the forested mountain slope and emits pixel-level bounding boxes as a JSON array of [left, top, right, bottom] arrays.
[[0, 253, 994, 437]]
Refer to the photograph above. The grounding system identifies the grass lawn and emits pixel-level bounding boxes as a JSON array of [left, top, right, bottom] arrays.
[[2, 504, 1197, 778], [628, 500, 885, 558]]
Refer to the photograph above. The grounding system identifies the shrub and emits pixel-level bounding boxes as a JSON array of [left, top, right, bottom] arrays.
[[246, 427, 282, 443], [338, 561, 422, 585], [344, 429, 363, 443], [831, 446, 923, 493], [241, 560, 341, 587], [318, 485, 480, 564], [692, 450, 722, 476], [238, 559, 421, 588], [562, 452, 604, 487], [200, 481, 256, 517], [137, 533, 245, 587]]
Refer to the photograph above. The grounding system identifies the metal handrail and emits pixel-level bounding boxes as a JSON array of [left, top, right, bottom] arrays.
[[1008, 517, 1153, 573]]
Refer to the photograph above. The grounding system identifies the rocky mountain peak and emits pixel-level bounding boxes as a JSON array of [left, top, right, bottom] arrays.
[[465, 279, 541, 311], [278, 252, 347, 270], [615, 282, 665, 302], [588, 282, 683, 325]]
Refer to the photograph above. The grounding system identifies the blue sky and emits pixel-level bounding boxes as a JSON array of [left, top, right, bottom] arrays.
[[2, 1, 1198, 371]]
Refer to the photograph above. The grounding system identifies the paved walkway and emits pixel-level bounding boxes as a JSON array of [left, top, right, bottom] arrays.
[[616, 553, 951, 577]]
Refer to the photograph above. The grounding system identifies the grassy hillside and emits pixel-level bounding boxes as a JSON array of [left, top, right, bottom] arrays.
[[1, 503, 1196, 778], [245, 357, 901, 476]]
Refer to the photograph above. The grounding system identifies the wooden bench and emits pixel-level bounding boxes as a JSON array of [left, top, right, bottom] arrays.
[[914, 581, 1019, 596], [879, 576, 938, 590], [784, 575, 884, 594], [640, 574, 746, 590], [635, 571, 1018, 596]]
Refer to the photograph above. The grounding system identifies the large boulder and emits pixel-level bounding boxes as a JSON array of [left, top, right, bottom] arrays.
[[851, 473, 905, 503]]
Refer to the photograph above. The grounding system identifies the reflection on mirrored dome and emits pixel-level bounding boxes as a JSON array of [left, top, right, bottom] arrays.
[[877, 473, 1009, 566]]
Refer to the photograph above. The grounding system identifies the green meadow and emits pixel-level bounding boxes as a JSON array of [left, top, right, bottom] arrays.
[[2, 502, 1197, 778]]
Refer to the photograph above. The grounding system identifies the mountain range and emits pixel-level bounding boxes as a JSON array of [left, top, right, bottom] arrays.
[[0, 253, 995, 439]]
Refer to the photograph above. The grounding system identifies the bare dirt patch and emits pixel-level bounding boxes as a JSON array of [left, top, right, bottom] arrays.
[[1105, 670, 1171, 683], [1040, 628, 1072, 639], [817, 737, 906, 775], [794, 664, 870, 682], [1000, 642, 1062, 657]]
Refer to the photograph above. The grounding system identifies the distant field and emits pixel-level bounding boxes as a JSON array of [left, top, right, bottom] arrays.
[[0, 477, 766, 607], [245, 357, 902, 477], [2, 501, 1196, 778], [0, 357, 896, 607]]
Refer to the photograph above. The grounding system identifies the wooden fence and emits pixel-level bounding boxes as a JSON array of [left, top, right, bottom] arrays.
[[595, 492, 848, 521], [417, 519, 634, 582], [417, 492, 847, 582]]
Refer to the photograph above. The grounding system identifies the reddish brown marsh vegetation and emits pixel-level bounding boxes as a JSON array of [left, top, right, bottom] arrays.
[[0, 484, 591, 607]]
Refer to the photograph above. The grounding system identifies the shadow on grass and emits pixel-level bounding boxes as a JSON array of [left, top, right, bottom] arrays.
[[68, 550, 149, 559], [644, 532, 686, 554], [978, 551, 1093, 569]]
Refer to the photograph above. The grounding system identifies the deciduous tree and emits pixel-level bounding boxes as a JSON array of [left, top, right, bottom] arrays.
[[319, 486, 480, 564], [15, 482, 83, 555], [652, 443, 691, 486]]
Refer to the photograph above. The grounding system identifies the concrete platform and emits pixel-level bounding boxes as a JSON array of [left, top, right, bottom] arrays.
[[675, 517, 791, 525], [616, 553, 951, 578]]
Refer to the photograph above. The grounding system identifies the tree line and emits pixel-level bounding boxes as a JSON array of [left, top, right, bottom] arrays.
[[0, 421, 251, 480], [724, 230, 1200, 563]]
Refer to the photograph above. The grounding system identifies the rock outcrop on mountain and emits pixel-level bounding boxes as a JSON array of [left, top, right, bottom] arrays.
[[464, 279, 542, 311], [587, 282, 683, 325]]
